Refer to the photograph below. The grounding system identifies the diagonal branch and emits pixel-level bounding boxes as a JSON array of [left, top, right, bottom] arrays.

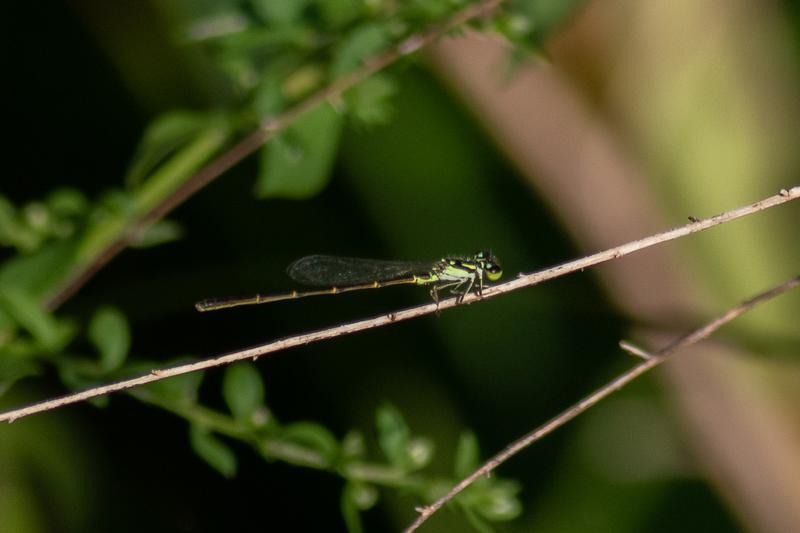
[[1, 187, 797, 423], [404, 274, 800, 532], [45, 0, 504, 311]]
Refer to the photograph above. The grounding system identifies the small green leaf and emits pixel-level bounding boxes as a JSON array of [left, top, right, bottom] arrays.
[[141, 367, 204, 405], [0, 346, 41, 396], [256, 103, 343, 199], [375, 403, 410, 467], [253, 77, 284, 118], [462, 505, 495, 533], [403, 0, 452, 21], [281, 64, 325, 100], [125, 111, 219, 186], [0, 196, 39, 252], [129, 219, 184, 249], [331, 24, 388, 77], [318, 0, 361, 28], [341, 430, 366, 459], [57, 355, 103, 389], [341, 483, 365, 533], [222, 362, 265, 424], [88, 306, 130, 372], [472, 479, 523, 522], [190, 425, 237, 478], [46, 188, 88, 217], [250, 0, 310, 26], [0, 239, 77, 298], [281, 421, 340, 462], [506, 0, 585, 40], [407, 436, 434, 470], [0, 284, 74, 352], [454, 431, 480, 478], [346, 75, 396, 125], [343, 480, 378, 512], [350, 483, 378, 511]]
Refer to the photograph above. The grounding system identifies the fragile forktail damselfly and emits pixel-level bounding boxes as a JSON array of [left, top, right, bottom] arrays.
[[195, 251, 502, 312]]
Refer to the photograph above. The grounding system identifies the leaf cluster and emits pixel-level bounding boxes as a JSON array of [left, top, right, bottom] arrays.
[[0, 0, 587, 529], [135, 363, 521, 532]]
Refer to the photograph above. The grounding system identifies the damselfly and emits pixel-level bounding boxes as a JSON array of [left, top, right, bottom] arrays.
[[195, 251, 502, 312]]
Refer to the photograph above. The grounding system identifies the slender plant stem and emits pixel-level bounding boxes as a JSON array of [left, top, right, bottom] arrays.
[[403, 274, 800, 532], [1, 187, 796, 423], [44, 0, 503, 311]]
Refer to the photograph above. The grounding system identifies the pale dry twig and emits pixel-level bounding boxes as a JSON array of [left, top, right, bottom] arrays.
[[0, 187, 796, 423], [404, 274, 800, 532]]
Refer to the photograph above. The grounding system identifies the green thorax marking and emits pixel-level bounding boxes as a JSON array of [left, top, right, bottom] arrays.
[[412, 251, 503, 286]]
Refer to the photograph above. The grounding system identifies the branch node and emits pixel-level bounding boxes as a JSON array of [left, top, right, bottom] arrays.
[[327, 95, 346, 113], [398, 34, 426, 55], [260, 118, 279, 131]]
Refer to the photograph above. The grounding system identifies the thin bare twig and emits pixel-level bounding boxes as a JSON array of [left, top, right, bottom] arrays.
[[45, 0, 503, 310], [619, 340, 653, 360], [1, 187, 796, 423], [404, 274, 800, 532]]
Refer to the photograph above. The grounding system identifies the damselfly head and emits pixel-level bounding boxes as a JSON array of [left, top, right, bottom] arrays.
[[474, 250, 502, 281]]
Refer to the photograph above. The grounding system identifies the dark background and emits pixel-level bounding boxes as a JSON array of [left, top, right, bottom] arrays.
[[4, 1, 800, 532]]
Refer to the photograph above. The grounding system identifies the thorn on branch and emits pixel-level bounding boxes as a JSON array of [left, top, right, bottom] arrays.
[[619, 340, 653, 360]]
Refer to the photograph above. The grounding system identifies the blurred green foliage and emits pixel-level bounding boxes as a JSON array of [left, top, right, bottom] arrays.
[[0, 0, 762, 531]]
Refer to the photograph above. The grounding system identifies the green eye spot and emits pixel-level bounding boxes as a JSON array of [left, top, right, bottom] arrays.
[[486, 268, 503, 281]]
